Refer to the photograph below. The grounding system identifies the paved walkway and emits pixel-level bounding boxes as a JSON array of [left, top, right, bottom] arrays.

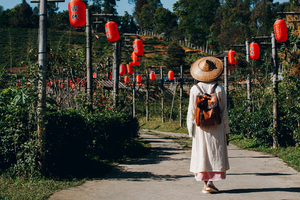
[[49, 131, 300, 200]]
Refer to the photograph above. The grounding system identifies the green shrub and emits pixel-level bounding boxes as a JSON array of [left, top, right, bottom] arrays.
[[45, 109, 139, 177], [229, 106, 273, 146], [45, 110, 89, 176], [0, 85, 40, 176]]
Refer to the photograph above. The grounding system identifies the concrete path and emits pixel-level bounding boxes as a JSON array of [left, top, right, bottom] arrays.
[[49, 132, 300, 200]]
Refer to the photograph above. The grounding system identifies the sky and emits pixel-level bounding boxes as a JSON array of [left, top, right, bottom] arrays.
[[0, 0, 290, 16]]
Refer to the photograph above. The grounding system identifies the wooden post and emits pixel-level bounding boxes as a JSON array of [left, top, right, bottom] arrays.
[[112, 41, 120, 108], [132, 71, 136, 117], [67, 77, 70, 108], [180, 65, 183, 127], [160, 67, 164, 123], [170, 80, 177, 120], [86, 9, 93, 111], [271, 32, 278, 148], [146, 69, 149, 122], [37, 0, 47, 172], [246, 41, 251, 112], [224, 56, 228, 96]]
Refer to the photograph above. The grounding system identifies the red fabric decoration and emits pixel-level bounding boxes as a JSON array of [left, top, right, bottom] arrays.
[[274, 19, 288, 43], [149, 72, 155, 81], [132, 52, 141, 66], [168, 71, 174, 80], [68, 0, 86, 27], [119, 64, 126, 76], [136, 75, 141, 84], [133, 39, 144, 56], [124, 76, 129, 84], [105, 21, 119, 42], [228, 50, 237, 65], [127, 63, 134, 75], [249, 42, 260, 60]]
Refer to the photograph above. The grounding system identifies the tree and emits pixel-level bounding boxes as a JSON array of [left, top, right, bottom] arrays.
[[0, 9, 12, 28], [103, 0, 117, 14], [133, 0, 162, 31], [49, 11, 69, 31], [153, 6, 177, 35], [12, 1, 34, 28], [211, 0, 251, 50], [165, 41, 186, 70], [119, 11, 138, 33], [174, 0, 220, 46], [133, 0, 148, 30]]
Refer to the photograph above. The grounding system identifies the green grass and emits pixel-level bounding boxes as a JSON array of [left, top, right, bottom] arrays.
[[0, 176, 85, 200], [0, 137, 150, 199], [142, 130, 192, 149], [139, 116, 189, 134]]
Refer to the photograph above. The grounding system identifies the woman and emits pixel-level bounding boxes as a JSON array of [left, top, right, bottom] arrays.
[[186, 56, 230, 194]]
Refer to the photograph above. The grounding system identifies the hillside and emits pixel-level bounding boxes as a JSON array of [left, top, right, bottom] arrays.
[[0, 28, 110, 70], [0, 28, 204, 76]]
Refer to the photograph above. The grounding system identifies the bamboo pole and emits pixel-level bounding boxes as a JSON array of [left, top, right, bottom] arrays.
[[112, 41, 120, 108], [146, 69, 149, 121], [37, 0, 47, 172], [180, 65, 183, 127], [170, 80, 177, 119], [271, 32, 278, 148], [86, 9, 93, 111], [246, 41, 251, 112], [132, 71, 136, 117], [160, 67, 164, 123], [224, 56, 228, 97]]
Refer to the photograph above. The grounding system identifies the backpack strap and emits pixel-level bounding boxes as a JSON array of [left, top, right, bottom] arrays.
[[210, 83, 218, 93], [195, 84, 204, 95], [211, 83, 220, 126]]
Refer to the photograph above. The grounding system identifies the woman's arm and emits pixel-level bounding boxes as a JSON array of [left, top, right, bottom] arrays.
[[187, 86, 196, 137]]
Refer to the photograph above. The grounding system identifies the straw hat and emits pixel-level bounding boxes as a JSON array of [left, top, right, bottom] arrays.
[[190, 56, 223, 82]]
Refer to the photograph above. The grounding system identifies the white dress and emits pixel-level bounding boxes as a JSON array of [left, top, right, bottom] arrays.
[[186, 81, 230, 180]]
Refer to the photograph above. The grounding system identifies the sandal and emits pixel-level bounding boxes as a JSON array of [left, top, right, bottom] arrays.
[[206, 185, 219, 193], [202, 187, 212, 194]]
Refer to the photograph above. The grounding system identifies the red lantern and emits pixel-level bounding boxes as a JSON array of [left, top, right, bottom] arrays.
[[127, 63, 134, 75], [61, 82, 64, 89], [132, 52, 141, 66], [228, 50, 237, 65], [68, 0, 86, 28], [119, 64, 125, 76], [168, 71, 174, 80], [133, 39, 144, 56], [68, 78, 72, 86], [72, 83, 75, 89], [249, 42, 260, 60], [149, 72, 155, 81], [93, 73, 97, 78], [47, 81, 51, 88], [109, 71, 112, 80], [77, 78, 79, 84], [105, 21, 119, 42], [136, 75, 142, 84], [124, 76, 129, 84], [274, 19, 288, 43]]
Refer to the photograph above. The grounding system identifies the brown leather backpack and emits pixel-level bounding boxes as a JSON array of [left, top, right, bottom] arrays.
[[195, 83, 221, 127]]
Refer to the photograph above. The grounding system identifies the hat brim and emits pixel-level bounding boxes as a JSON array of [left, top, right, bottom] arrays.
[[190, 56, 223, 82]]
